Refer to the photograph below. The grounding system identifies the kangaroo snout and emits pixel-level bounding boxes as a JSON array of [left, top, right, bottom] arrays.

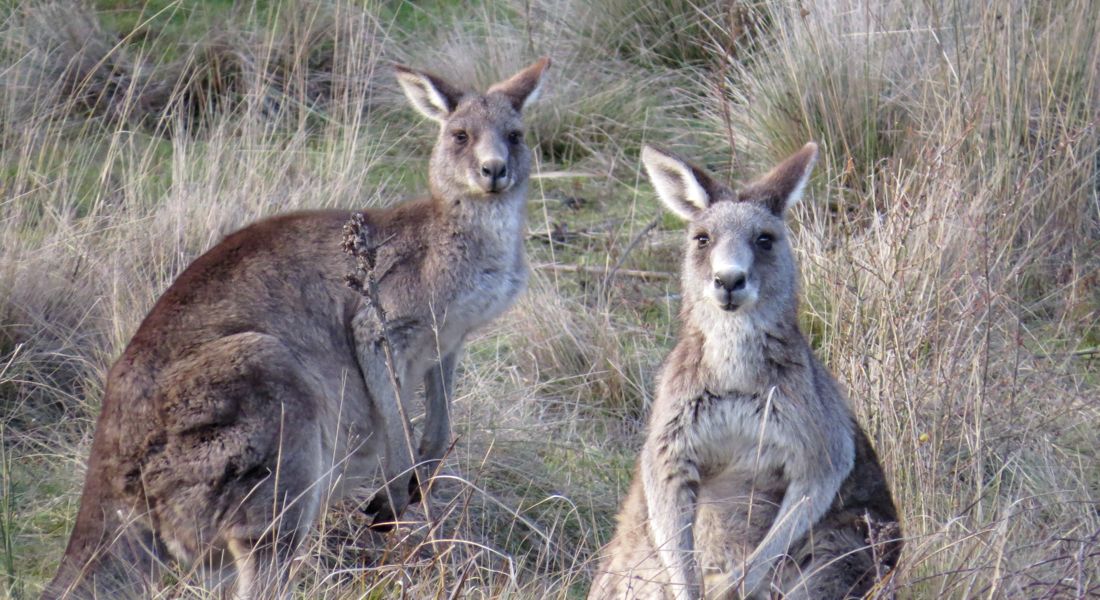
[[479, 158, 509, 192], [468, 130, 515, 194], [713, 270, 747, 292], [710, 265, 756, 311]]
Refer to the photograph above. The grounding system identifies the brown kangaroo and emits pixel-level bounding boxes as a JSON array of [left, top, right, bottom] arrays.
[[589, 144, 901, 599], [42, 57, 550, 600]]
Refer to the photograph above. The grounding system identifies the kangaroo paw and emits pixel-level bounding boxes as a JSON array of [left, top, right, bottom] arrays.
[[363, 494, 401, 531], [367, 504, 397, 532], [363, 476, 416, 531]]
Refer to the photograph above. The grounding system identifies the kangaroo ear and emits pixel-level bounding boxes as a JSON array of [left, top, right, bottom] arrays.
[[740, 142, 819, 216], [488, 57, 551, 112], [394, 65, 465, 123], [641, 145, 722, 220]]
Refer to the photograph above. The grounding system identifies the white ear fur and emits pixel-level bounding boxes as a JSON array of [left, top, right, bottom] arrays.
[[782, 143, 818, 212], [395, 70, 454, 123], [487, 57, 551, 112], [519, 75, 545, 111], [641, 146, 710, 220]]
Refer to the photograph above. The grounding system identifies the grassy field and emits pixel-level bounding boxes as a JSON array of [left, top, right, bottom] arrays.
[[0, 0, 1097, 598]]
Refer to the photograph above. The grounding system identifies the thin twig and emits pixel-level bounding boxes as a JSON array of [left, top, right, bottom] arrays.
[[532, 262, 674, 281], [602, 215, 661, 289], [342, 213, 418, 516], [446, 550, 482, 600]]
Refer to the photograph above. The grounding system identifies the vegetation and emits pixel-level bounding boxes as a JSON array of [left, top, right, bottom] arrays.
[[0, 0, 1096, 597]]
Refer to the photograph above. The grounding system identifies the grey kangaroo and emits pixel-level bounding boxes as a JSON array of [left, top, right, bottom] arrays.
[[43, 57, 550, 600], [589, 144, 901, 599]]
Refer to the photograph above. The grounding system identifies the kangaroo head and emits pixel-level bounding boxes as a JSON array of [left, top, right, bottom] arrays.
[[642, 143, 818, 321], [395, 58, 550, 201]]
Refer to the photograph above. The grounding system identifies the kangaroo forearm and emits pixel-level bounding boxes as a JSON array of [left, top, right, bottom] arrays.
[[363, 359, 415, 471], [419, 351, 456, 462], [741, 477, 844, 593], [352, 314, 416, 477], [642, 445, 702, 598]]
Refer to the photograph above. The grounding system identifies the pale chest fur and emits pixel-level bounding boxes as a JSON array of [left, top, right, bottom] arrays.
[[656, 318, 803, 481], [696, 311, 771, 393], [688, 390, 795, 479], [688, 391, 794, 572], [404, 260, 525, 379], [426, 200, 528, 354], [652, 318, 815, 570], [447, 261, 526, 335]]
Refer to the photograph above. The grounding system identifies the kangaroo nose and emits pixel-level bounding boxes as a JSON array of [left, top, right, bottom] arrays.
[[713, 271, 747, 292], [481, 159, 507, 180]]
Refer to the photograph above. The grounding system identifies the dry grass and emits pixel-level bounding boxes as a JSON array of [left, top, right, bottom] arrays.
[[1, 0, 1097, 598]]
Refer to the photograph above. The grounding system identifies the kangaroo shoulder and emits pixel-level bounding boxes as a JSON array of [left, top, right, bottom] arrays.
[[654, 330, 707, 402]]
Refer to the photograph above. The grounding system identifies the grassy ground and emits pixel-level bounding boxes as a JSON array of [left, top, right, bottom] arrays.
[[1, 0, 1097, 598]]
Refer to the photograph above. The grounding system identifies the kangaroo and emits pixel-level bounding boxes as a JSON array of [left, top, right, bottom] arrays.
[[42, 57, 550, 600], [589, 144, 901, 600]]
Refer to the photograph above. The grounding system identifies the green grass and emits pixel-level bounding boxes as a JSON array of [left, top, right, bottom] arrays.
[[95, 0, 248, 53]]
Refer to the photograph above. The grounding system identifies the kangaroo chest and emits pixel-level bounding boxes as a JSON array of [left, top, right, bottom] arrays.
[[687, 390, 795, 568], [689, 390, 794, 478], [452, 253, 527, 329], [350, 226, 525, 412], [425, 219, 527, 348]]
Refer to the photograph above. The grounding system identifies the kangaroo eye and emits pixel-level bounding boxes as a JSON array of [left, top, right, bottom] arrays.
[[756, 233, 774, 251], [694, 233, 710, 248], [453, 130, 469, 145], [508, 130, 523, 144]]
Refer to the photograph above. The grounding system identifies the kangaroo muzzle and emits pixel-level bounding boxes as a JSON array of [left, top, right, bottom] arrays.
[[709, 247, 757, 311], [480, 158, 508, 192], [472, 138, 513, 194]]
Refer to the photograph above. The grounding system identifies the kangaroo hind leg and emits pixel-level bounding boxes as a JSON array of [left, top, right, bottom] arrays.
[[778, 526, 882, 600], [153, 333, 325, 600]]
